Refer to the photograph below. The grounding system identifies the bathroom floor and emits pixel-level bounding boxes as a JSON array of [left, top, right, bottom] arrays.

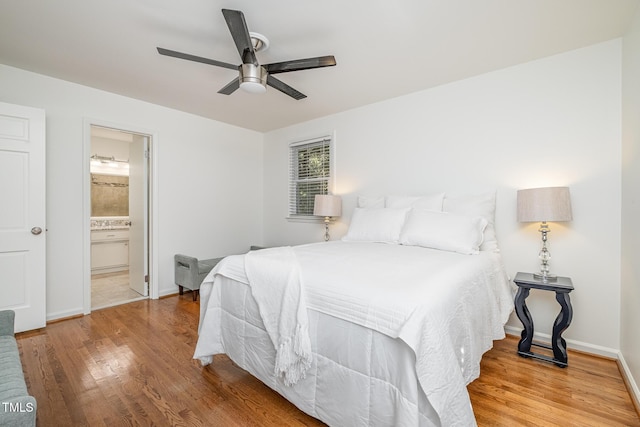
[[91, 271, 146, 309]]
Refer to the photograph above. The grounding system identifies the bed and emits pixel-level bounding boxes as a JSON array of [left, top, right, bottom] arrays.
[[194, 193, 514, 426]]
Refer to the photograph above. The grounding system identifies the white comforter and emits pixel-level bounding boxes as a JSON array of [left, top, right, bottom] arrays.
[[195, 241, 513, 426]]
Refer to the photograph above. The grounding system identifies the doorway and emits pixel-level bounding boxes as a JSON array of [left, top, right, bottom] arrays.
[[83, 121, 157, 312]]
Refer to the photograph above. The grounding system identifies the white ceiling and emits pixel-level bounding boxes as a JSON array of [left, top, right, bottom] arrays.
[[1, 0, 637, 132]]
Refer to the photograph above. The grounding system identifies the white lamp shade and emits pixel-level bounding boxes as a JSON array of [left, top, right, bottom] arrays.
[[517, 187, 572, 223], [313, 195, 342, 217]]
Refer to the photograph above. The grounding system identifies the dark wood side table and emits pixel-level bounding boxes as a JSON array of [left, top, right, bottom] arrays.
[[513, 272, 574, 367]]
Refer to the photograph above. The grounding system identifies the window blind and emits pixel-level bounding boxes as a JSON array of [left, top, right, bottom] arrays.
[[288, 136, 332, 217]]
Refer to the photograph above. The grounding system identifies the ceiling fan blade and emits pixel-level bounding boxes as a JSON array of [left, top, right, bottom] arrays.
[[157, 47, 238, 71], [264, 56, 336, 74], [218, 77, 240, 95], [221, 9, 258, 65], [266, 75, 306, 100]]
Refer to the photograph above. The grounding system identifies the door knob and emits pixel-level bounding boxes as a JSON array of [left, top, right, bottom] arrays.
[[31, 227, 43, 235]]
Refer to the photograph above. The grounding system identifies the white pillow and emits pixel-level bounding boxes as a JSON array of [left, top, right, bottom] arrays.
[[399, 209, 488, 255], [342, 208, 409, 244], [443, 191, 498, 252], [385, 193, 445, 210], [357, 195, 385, 208]]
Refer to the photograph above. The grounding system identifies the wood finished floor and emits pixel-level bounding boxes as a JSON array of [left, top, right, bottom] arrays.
[[16, 295, 640, 426]]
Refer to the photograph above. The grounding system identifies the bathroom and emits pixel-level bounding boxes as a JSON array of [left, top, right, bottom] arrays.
[[90, 126, 148, 309]]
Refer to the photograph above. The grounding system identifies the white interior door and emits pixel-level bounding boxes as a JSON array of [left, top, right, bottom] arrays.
[[0, 102, 46, 332], [128, 134, 148, 296]]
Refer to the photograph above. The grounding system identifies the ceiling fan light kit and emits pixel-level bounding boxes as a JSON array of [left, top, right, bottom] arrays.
[[157, 8, 336, 100], [240, 63, 267, 93]]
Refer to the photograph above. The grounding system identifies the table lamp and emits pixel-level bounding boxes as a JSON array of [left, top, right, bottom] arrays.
[[313, 195, 342, 241], [517, 187, 572, 282]]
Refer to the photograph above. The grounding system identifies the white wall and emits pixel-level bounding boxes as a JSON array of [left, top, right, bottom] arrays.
[[264, 40, 622, 353], [621, 4, 640, 404], [0, 64, 263, 320]]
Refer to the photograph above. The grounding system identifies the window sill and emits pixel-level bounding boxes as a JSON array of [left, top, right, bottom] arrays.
[[286, 216, 324, 223]]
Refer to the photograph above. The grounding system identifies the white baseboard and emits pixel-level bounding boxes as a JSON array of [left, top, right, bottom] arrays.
[[617, 350, 640, 412], [158, 287, 180, 298], [46, 308, 85, 323], [503, 325, 619, 358]]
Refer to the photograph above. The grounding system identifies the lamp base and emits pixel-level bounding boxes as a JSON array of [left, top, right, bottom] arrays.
[[323, 217, 331, 242], [535, 222, 557, 283], [533, 272, 558, 282]]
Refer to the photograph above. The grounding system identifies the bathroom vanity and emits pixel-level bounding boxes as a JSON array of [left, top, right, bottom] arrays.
[[91, 217, 130, 274]]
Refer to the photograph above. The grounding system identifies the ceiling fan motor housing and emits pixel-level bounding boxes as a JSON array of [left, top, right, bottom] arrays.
[[240, 63, 267, 93]]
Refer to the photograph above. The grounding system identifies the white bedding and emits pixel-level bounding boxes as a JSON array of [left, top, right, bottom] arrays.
[[194, 241, 513, 426]]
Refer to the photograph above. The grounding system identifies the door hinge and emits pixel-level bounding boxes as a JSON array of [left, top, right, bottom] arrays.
[[145, 274, 149, 283], [144, 150, 150, 159]]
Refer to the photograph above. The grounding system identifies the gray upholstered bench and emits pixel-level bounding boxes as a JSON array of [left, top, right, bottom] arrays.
[[174, 254, 224, 301], [0, 310, 37, 426], [175, 247, 266, 301]]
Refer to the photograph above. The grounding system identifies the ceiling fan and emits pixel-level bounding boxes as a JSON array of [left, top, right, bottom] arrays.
[[157, 8, 336, 100]]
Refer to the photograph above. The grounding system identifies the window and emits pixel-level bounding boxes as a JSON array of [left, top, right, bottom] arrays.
[[288, 136, 333, 218]]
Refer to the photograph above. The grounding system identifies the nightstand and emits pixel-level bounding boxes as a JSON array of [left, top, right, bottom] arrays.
[[513, 272, 574, 367]]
